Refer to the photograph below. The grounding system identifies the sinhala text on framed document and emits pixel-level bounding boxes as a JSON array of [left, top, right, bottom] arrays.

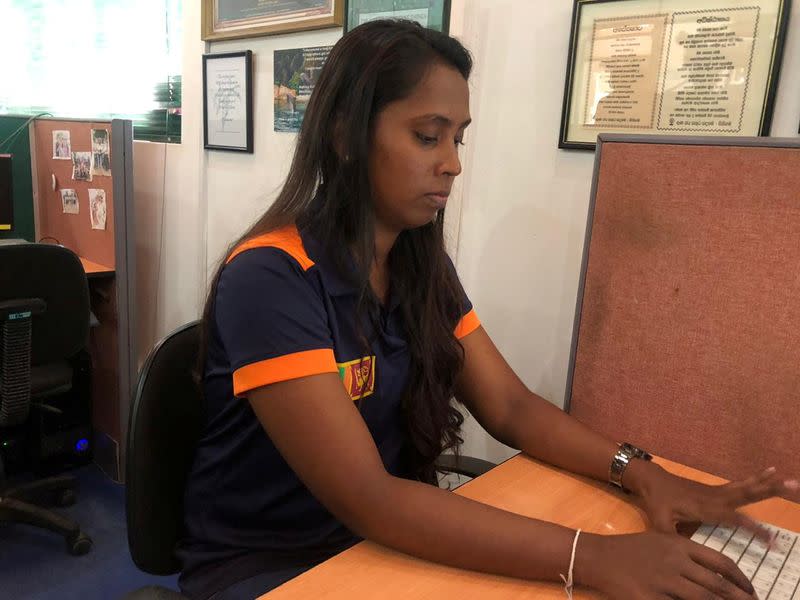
[[559, 0, 791, 149]]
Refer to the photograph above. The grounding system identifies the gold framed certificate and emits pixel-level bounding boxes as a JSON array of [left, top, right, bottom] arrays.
[[202, 1, 344, 41], [559, 0, 791, 149]]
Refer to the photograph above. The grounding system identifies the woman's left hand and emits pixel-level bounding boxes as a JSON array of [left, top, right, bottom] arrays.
[[630, 462, 799, 543]]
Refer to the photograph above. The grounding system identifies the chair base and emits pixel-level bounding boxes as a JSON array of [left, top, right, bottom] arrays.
[[0, 474, 93, 555]]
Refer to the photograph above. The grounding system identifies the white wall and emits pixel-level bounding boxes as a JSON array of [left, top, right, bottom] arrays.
[[141, 0, 800, 463], [203, 29, 343, 272], [132, 0, 207, 368]]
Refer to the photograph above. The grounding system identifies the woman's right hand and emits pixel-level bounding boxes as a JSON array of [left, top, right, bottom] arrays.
[[576, 531, 757, 599]]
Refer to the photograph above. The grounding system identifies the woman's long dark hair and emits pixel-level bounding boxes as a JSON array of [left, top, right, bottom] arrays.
[[200, 20, 473, 484]]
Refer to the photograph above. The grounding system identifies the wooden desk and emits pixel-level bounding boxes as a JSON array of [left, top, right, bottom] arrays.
[[261, 454, 800, 599], [78, 256, 115, 278]]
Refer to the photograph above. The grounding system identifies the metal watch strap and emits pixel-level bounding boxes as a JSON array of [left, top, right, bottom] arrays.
[[609, 442, 653, 492]]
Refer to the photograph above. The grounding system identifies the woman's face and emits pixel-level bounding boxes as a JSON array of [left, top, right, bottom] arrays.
[[368, 62, 471, 233]]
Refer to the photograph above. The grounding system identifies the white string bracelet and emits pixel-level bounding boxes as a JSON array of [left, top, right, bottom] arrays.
[[560, 529, 582, 600]]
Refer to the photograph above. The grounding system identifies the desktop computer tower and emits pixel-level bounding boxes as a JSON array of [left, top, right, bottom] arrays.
[[0, 350, 93, 478], [30, 349, 94, 474]]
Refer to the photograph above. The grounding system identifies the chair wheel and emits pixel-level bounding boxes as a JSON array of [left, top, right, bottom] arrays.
[[67, 531, 92, 555], [56, 489, 77, 507]]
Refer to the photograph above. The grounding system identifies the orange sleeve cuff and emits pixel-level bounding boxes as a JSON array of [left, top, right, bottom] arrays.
[[454, 308, 480, 339], [233, 348, 337, 396]]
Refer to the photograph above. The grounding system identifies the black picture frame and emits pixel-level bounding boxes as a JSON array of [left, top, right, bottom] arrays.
[[559, 0, 792, 150], [203, 50, 254, 153], [343, 0, 451, 34]]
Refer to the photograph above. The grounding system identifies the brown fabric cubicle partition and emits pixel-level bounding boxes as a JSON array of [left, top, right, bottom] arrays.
[[566, 135, 800, 482], [33, 120, 115, 269]]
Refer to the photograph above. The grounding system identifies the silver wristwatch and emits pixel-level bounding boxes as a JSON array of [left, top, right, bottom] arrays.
[[609, 442, 653, 492]]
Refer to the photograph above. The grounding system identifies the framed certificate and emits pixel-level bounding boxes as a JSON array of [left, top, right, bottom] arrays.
[[559, 0, 791, 150], [202, 0, 344, 41], [344, 0, 451, 33], [203, 51, 254, 153]]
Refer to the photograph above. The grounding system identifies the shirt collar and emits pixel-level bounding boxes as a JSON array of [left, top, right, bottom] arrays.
[[299, 227, 358, 297], [299, 227, 402, 313]]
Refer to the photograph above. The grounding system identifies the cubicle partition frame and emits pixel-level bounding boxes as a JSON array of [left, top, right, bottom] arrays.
[[563, 133, 800, 480], [111, 119, 136, 482]]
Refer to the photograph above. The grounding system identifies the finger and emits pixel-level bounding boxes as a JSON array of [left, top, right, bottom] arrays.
[[782, 478, 800, 499], [684, 563, 756, 600], [719, 512, 773, 546], [726, 471, 795, 506], [724, 467, 776, 491], [726, 473, 780, 505], [730, 512, 775, 546], [688, 543, 754, 596], [722, 467, 774, 495]]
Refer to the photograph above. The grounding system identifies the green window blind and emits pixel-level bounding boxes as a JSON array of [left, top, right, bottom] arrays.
[[0, 0, 182, 143]]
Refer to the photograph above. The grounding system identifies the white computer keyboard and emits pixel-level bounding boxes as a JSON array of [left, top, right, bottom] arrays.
[[692, 523, 800, 599]]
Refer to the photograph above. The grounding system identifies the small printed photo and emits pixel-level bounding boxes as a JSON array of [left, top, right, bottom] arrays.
[[52, 130, 72, 160], [91, 128, 111, 176], [60, 189, 79, 214], [88, 188, 107, 230], [72, 152, 92, 181]]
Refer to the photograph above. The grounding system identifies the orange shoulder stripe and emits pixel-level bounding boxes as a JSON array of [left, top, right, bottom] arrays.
[[226, 224, 314, 271], [454, 308, 480, 339], [232, 348, 337, 396]]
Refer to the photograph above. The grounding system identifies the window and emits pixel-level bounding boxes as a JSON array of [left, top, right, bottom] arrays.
[[0, 0, 182, 143]]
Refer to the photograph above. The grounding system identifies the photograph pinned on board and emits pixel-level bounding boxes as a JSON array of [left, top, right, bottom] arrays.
[[60, 189, 79, 214], [91, 128, 111, 176], [88, 188, 107, 230], [274, 45, 332, 133], [72, 152, 92, 181], [52, 130, 72, 159]]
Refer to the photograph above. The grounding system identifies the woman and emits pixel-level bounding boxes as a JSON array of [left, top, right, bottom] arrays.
[[178, 20, 794, 600]]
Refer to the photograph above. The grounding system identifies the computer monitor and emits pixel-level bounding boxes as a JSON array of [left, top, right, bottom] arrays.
[[0, 154, 12, 231]]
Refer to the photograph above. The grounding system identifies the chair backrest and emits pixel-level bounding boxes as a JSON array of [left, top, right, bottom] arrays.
[[0, 244, 89, 366], [0, 244, 89, 426], [126, 321, 204, 575]]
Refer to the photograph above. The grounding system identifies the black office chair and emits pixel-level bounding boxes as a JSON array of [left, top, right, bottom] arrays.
[[0, 243, 93, 555], [125, 320, 495, 599]]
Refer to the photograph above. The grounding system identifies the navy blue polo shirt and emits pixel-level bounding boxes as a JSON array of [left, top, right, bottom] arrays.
[[177, 225, 480, 599]]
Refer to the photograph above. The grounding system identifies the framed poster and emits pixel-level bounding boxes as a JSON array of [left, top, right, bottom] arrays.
[[203, 51, 254, 153], [274, 46, 333, 133], [344, 0, 451, 33], [559, 0, 791, 150], [202, 0, 344, 41]]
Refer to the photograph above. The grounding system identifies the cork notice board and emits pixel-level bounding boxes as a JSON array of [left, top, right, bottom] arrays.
[[567, 136, 800, 482], [33, 119, 115, 269]]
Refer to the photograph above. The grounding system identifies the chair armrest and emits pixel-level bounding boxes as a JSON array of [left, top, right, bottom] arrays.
[[0, 298, 46, 320], [435, 454, 496, 478]]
